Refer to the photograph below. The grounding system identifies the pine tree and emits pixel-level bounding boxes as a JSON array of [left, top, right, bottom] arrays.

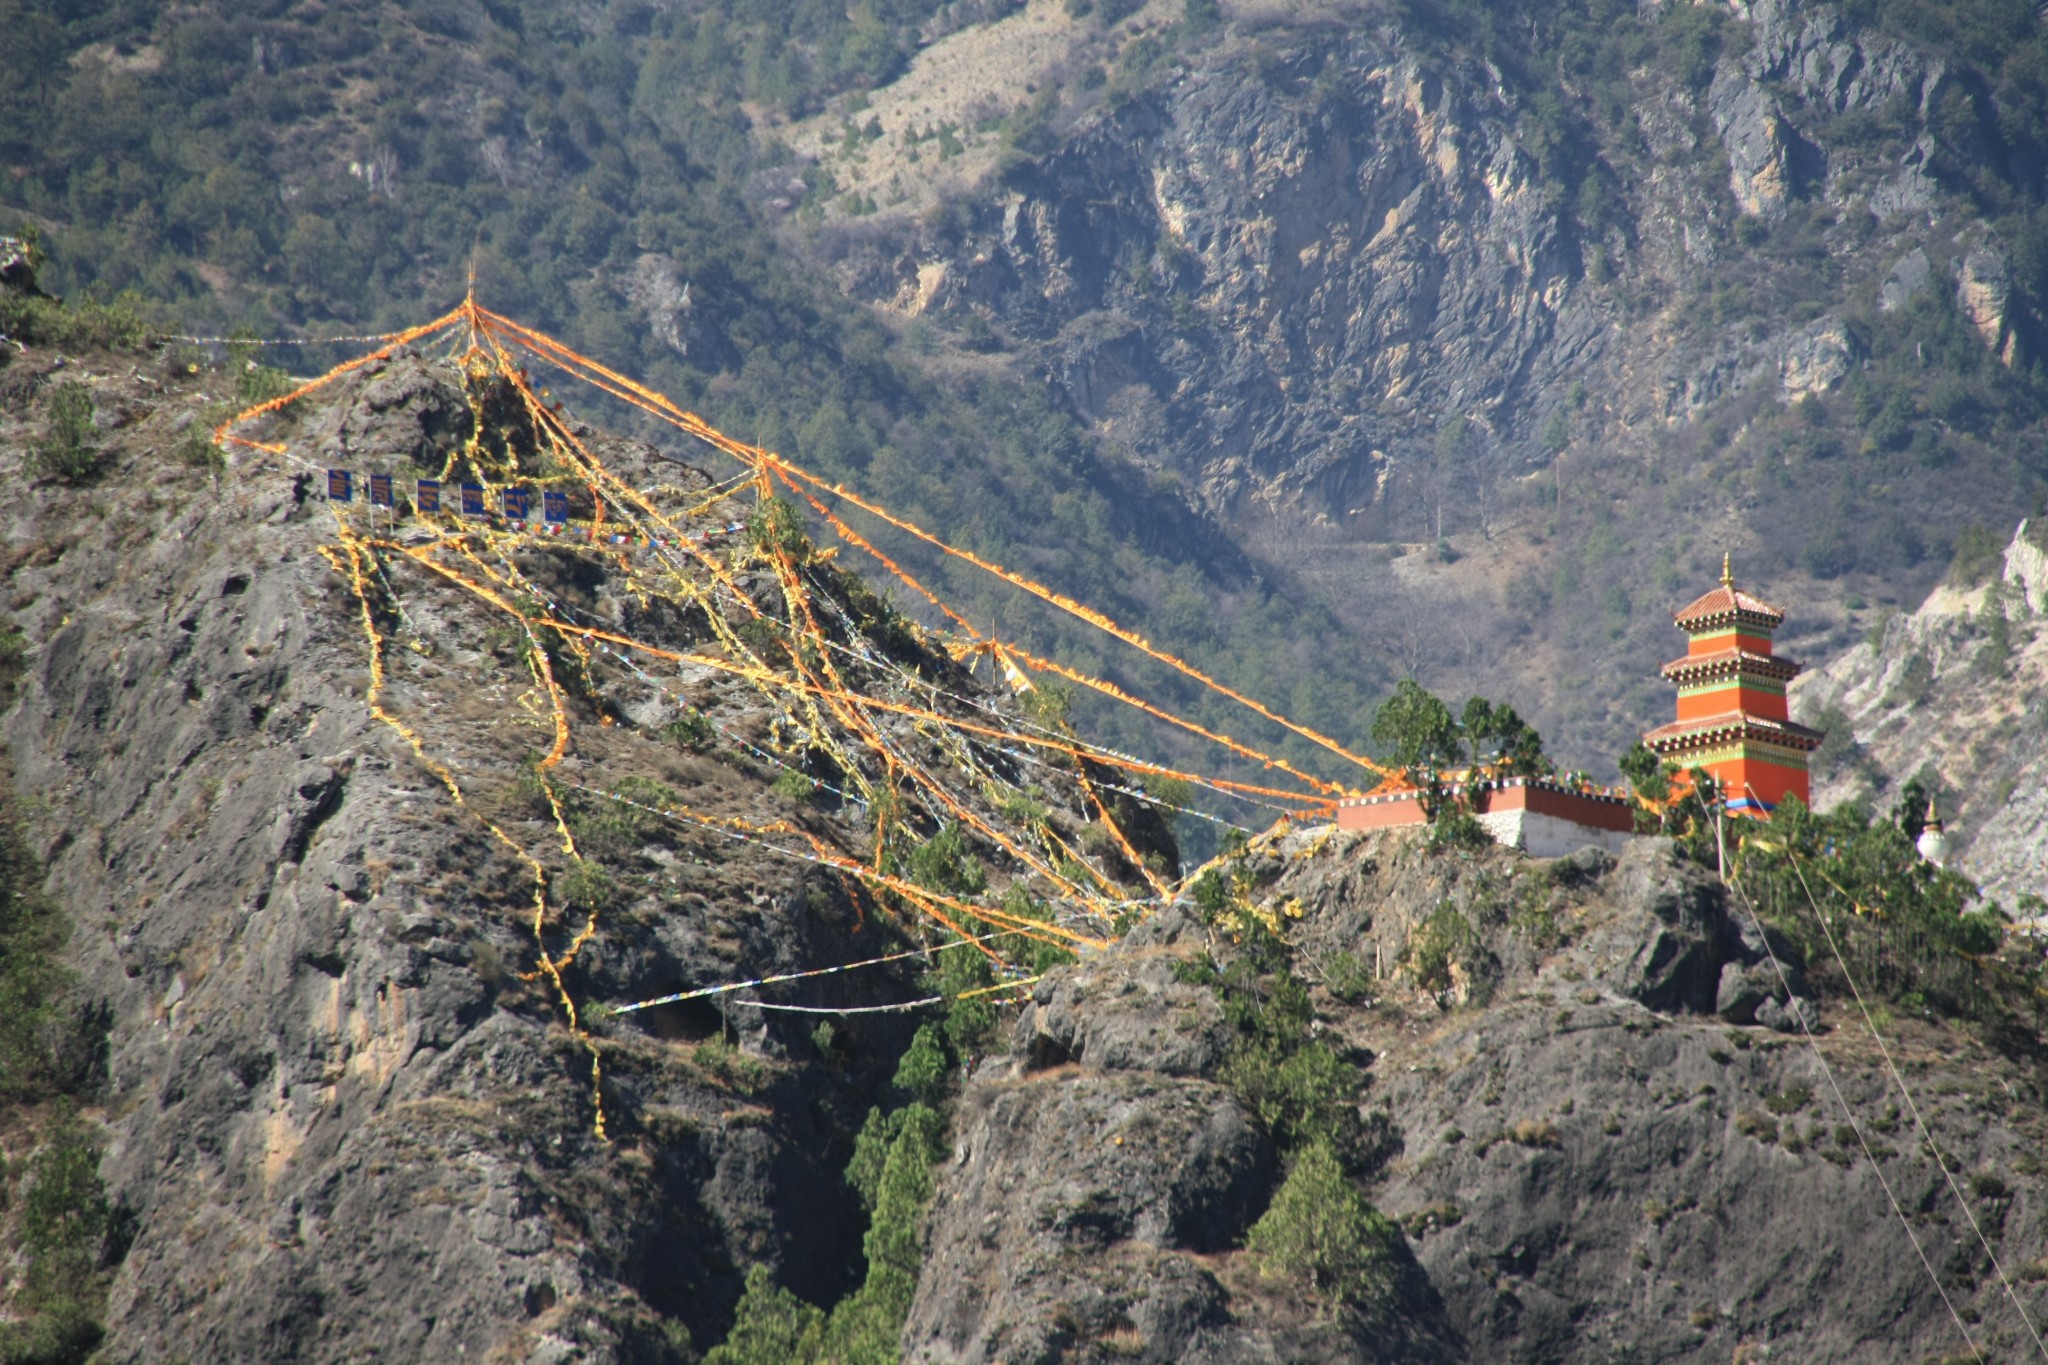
[[704, 1266, 824, 1365], [1245, 1138, 1397, 1305]]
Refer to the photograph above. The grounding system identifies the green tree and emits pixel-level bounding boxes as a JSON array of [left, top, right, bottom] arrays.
[[903, 824, 986, 898], [1734, 796, 2019, 1024], [1619, 757, 1723, 861], [721, 1016, 955, 1364], [1617, 739, 1671, 806], [1194, 924, 1374, 1160], [1426, 416, 1470, 540], [26, 382, 101, 484], [1245, 1138, 1399, 1304], [2, 1101, 110, 1363], [704, 1266, 825, 1365], [1972, 589, 2012, 678], [1461, 697, 1547, 774], [820, 1105, 938, 1361], [1540, 407, 1570, 454], [1405, 903, 1479, 998], [0, 789, 75, 1101], [0, 3, 64, 149], [846, 1100, 945, 1213], [930, 945, 999, 1057], [889, 1022, 949, 1109], [1892, 772, 1937, 841], [747, 496, 813, 559], [1371, 680, 1461, 771]]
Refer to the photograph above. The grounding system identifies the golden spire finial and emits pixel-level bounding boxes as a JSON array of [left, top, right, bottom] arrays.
[[1924, 793, 1942, 831], [1720, 552, 1734, 590]]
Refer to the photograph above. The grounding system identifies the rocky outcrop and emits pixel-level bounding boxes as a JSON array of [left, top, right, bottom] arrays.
[[908, 833, 2048, 1363], [1795, 520, 2048, 907], [0, 351, 932, 1362], [622, 255, 697, 360], [5, 339, 2043, 1363], [1709, 74, 1817, 218], [1733, 0, 1930, 115], [1880, 246, 1933, 311], [1777, 315, 1861, 399], [838, 39, 1593, 527], [1956, 238, 2021, 366]]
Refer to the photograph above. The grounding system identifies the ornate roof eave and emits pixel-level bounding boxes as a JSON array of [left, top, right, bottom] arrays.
[[1644, 713, 1825, 754], [1660, 648, 1802, 684]]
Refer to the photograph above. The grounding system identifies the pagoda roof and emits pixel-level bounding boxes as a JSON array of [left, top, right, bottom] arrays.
[[1660, 647, 1802, 684], [1644, 711, 1824, 753], [1672, 584, 1785, 631]]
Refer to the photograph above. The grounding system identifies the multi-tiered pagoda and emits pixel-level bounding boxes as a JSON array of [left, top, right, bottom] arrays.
[[1642, 557, 1824, 814]]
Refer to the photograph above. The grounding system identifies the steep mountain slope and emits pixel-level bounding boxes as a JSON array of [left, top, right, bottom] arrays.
[[4, 0, 2048, 1358], [800, 0, 2048, 764], [1795, 518, 2048, 907], [0, 338, 1059, 1360], [0, 0, 1391, 796]]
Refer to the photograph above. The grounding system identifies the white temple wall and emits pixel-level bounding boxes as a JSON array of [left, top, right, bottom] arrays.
[[1478, 808, 1637, 859]]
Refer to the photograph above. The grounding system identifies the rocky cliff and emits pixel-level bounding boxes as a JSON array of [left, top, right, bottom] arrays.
[[8, 0, 2048, 1350], [0, 344, 969, 1360], [864, 0, 2024, 503], [912, 832, 2048, 1363], [10, 0, 2048, 774]]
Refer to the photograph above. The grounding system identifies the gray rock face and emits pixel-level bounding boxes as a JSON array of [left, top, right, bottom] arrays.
[[874, 41, 1591, 526], [6, 347, 2042, 1363], [622, 254, 696, 359], [1, 353, 925, 1362], [1013, 946, 1232, 1077], [1778, 316, 1861, 398], [1956, 238, 2019, 363], [1881, 247, 1933, 311], [817, 0, 2007, 552], [1734, 0, 1927, 109], [911, 903, 1442, 1365], [1709, 72, 1814, 218], [907, 831, 2043, 1363], [1715, 960, 1772, 1024]]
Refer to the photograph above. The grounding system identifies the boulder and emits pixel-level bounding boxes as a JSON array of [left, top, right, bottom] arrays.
[[1715, 960, 1770, 1024]]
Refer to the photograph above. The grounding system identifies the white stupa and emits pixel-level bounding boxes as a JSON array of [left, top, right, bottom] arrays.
[[1916, 796, 1951, 868]]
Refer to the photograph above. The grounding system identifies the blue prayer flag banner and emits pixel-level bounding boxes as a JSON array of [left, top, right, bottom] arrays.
[[460, 483, 486, 517], [503, 486, 531, 520], [327, 469, 352, 502], [543, 490, 569, 524], [415, 478, 441, 514], [368, 473, 394, 507]]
